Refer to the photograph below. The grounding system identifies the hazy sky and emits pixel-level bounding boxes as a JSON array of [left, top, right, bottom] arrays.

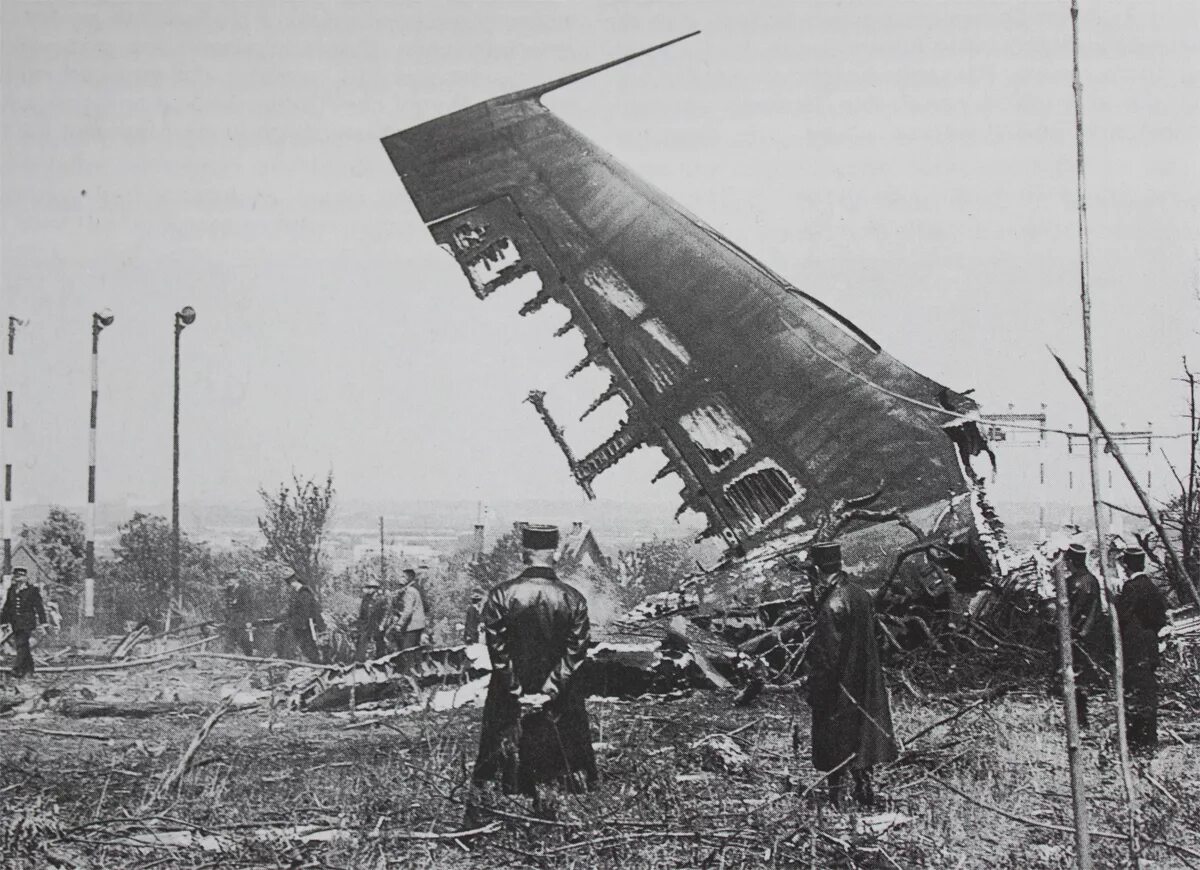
[[1, 1, 1197, 517]]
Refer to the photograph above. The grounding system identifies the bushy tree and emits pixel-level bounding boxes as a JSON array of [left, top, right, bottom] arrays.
[[19, 506, 86, 588], [257, 472, 334, 591], [467, 531, 522, 592], [617, 536, 695, 600], [101, 512, 215, 632]]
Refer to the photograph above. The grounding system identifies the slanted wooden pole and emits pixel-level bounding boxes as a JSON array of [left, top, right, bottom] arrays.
[[1053, 352, 1200, 610], [1067, 2, 1138, 860]]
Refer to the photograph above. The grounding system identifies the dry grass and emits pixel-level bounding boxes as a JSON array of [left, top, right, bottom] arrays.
[[2, 658, 1199, 868]]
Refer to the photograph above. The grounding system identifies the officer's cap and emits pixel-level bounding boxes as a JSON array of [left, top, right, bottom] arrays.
[[809, 542, 842, 571], [520, 523, 559, 551], [11, 566, 27, 578]]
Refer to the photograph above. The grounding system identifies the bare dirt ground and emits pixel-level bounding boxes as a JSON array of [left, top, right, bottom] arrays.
[[3, 656, 1200, 869]]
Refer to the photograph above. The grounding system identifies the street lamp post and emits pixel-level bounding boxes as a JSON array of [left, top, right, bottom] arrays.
[[3, 315, 27, 578], [84, 310, 114, 619], [171, 306, 196, 628]]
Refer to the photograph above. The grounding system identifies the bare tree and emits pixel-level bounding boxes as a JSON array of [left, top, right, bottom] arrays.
[[257, 472, 335, 592]]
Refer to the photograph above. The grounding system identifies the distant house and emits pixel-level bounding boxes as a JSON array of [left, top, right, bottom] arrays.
[[557, 522, 610, 573], [9, 543, 53, 588]]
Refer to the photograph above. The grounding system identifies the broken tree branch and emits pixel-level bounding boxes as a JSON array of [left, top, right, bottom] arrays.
[[901, 689, 1005, 745], [145, 678, 247, 806], [38, 636, 221, 673], [930, 775, 1200, 863], [190, 651, 341, 671], [1052, 349, 1200, 610]]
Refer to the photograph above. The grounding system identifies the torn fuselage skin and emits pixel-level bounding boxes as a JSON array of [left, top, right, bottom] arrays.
[[384, 44, 1001, 574]]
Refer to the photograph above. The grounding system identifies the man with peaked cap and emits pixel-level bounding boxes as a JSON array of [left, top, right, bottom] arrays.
[[463, 588, 486, 645], [1054, 543, 1106, 729], [282, 572, 326, 663], [1116, 546, 1168, 751], [223, 574, 255, 656], [805, 541, 896, 807], [354, 577, 390, 661], [390, 566, 427, 652], [471, 522, 597, 812], [1, 567, 48, 678]]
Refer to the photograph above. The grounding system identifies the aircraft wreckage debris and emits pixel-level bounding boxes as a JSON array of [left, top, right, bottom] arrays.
[[381, 31, 998, 572]]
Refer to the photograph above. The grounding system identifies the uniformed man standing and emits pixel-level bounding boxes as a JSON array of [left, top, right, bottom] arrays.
[[1116, 546, 1168, 752], [472, 523, 597, 807], [390, 567, 426, 652], [463, 589, 485, 644], [1, 567, 48, 678], [805, 542, 896, 807], [223, 575, 255, 656], [354, 578, 389, 661], [1057, 542, 1105, 729], [283, 573, 326, 663]]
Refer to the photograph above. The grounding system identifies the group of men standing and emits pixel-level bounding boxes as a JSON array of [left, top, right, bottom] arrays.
[[352, 566, 427, 661], [221, 566, 427, 664], [464, 525, 1177, 820], [1061, 542, 1170, 751]]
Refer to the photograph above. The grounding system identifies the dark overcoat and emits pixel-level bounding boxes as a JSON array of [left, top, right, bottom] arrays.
[[354, 591, 389, 660], [1064, 567, 1107, 684], [1116, 573, 1168, 720], [1, 583, 47, 632], [472, 566, 597, 796], [807, 574, 897, 771], [287, 585, 325, 634]]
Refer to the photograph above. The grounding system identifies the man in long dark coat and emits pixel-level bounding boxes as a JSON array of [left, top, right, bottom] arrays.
[[806, 542, 896, 807], [472, 523, 597, 808], [1056, 543, 1106, 729], [354, 578, 389, 661], [223, 576, 255, 656], [1, 567, 48, 678], [1116, 546, 1168, 752], [283, 573, 326, 663]]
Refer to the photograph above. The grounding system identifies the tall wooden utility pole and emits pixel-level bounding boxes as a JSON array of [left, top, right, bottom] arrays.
[[379, 516, 386, 584], [1068, 2, 1134, 864]]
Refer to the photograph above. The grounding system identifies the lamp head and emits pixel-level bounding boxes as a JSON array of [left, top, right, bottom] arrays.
[[94, 309, 115, 328], [176, 306, 197, 326]]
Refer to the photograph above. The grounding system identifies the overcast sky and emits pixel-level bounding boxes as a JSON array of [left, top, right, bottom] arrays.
[[1, 1, 1197, 518]]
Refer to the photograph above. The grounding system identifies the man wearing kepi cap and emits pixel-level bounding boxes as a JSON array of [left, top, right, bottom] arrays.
[[1, 567, 48, 678], [471, 522, 597, 813], [354, 578, 389, 661], [282, 572, 326, 663], [805, 541, 895, 808], [1116, 546, 1168, 752], [1055, 543, 1105, 730]]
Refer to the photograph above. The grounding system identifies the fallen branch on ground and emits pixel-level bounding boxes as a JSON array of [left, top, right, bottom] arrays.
[[930, 774, 1200, 862], [144, 678, 247, 806], [38, 636, 220, 673]]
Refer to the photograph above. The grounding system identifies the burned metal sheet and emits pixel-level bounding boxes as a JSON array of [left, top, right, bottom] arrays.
[[381, 33, 990, 563]]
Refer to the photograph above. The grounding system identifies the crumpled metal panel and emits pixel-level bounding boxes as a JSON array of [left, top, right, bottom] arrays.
[[381, 35, 987, 562]]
